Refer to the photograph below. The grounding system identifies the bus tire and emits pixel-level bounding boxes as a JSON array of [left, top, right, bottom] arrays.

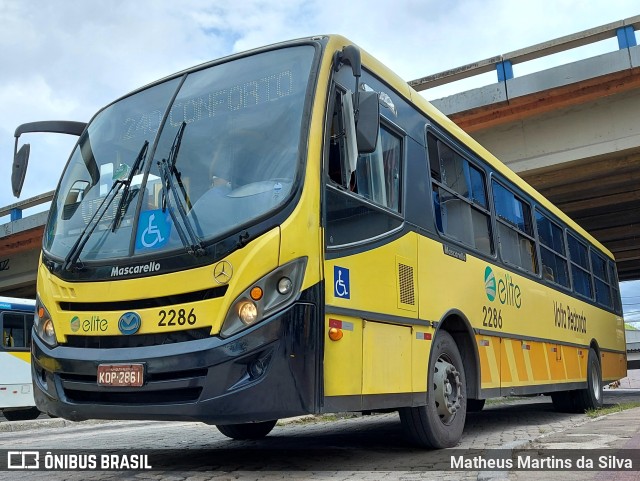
[[2, 407, 41, 421], [467, 399, 485, 412], [399, 330, 466, 448], [575, 348, 603, 411], [216, 420, 277, 440]]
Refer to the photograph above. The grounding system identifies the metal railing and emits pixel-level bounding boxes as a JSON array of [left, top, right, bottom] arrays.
[[0, 190, 54, 223], [410, 15, 640, 91]]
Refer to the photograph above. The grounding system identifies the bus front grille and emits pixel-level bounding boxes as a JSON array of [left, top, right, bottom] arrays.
[[64, 327, 212, 348], [59, 368, 208, 405], [62, 387, 203, 404]]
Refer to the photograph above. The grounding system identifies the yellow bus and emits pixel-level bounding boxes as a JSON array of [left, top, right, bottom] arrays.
[[12, 35, 625, 448]]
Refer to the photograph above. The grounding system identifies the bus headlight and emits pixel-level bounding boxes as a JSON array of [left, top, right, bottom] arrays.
[[34, 297, 58, 348], [237, 300, 258, 325], [220, 257, 307, 338]]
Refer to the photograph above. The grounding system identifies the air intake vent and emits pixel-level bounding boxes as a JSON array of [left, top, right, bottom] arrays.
[[396, 255, 417, 312], [398, 263, 415, 306]]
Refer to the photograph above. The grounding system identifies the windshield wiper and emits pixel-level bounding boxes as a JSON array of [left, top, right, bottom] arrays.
[[62, 141, 149, 272], [111, 140, 149, 231], [157, 122, 205, 257]]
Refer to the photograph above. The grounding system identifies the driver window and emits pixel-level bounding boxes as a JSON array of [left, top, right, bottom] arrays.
[[328, 90, 401, 213]]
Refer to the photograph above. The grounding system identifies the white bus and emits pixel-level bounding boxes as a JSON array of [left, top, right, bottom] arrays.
[[0, 296, 40, 421]]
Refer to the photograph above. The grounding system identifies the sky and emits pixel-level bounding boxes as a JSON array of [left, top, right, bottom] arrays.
[[1, 0, 639, 320]]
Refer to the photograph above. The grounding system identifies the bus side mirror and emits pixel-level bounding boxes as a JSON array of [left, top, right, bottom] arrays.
[[10, 120, 87, 198], [12, 143, 30, 198], [355, 90, 380, 154]]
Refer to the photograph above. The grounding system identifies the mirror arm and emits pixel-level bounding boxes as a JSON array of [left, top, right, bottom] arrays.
[[334, 46, 362, 121]]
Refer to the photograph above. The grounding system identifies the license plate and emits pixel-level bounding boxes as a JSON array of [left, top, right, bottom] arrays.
[[97, 363, 144, 387]]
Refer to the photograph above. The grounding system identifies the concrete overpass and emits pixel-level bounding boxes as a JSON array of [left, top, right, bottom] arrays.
[[410, 15, 640, 281]]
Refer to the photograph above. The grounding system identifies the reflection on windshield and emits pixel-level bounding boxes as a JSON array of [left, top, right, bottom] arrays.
[[45, 46, 315, 263]]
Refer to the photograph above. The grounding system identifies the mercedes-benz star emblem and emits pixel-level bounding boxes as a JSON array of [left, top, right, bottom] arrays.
[[213, 261, 233, 284]]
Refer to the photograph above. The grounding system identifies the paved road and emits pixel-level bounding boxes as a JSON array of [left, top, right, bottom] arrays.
[[1, 389, 638, 480]]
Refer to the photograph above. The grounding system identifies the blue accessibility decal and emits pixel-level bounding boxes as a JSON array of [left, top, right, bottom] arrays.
[[334, 266, 350, 299], [135, 209, 171, 251]]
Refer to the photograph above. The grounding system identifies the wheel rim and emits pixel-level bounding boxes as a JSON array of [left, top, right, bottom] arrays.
[[433, 355, 463, 425], [591, 362, 601, 402]]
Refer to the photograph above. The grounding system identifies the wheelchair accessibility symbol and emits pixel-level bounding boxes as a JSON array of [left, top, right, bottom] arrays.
[[136, 210, 170, 251], [334, 266, 350, 299]]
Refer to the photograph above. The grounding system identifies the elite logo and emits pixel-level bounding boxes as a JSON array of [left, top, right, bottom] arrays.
[[484, 266, 522, 308], [484, 266, 496, 302]]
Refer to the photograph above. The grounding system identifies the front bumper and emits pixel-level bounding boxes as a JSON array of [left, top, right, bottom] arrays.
[[32, 300, 320, 423]]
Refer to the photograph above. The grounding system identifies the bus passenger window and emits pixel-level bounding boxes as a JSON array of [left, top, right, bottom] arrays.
[[428, 134, 492, 255], [1, 313, 31, 349], [609, 261, 622, 313], [492, 181, 537, 273], [568, 234, 593, 299], [591, 250, 612, 307], [536, 210, 569, 287]]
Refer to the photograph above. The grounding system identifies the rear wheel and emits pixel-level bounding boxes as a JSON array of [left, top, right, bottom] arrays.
[[575, 348, 603, 411], [400, 330, 466, 448], [551, 348, 602, 413], [216, 420, 278, 440], [2, 407, 41, 421]]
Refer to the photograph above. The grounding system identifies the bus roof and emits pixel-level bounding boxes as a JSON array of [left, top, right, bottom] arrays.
[[0, 296, 35, 312]]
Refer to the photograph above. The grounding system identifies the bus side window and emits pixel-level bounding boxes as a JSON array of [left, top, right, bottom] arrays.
[[328, 104, 346, 187], [1, 313, 31, 349], [428, 133, 492, 255], [609, 260, 622, 313], [591, 250, 612, 308], [492, 181, 537, 273], [568, 234, 593, 299], [354, 127, 401, 212], [535, 209, 570, 288], [328, 89, 401, 212]]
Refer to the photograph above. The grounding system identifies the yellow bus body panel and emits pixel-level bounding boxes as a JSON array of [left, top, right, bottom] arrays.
[[39, 227, 281, 341], [323, 233, 434, 396]]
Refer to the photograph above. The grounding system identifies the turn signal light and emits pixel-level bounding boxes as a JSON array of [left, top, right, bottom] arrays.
[[250, 286, 263, 301], [328, 327, 343, 341]]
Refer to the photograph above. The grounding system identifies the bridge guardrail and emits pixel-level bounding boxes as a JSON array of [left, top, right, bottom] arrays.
[[410, 15, 640, 91], [0, 190, 54, 223]]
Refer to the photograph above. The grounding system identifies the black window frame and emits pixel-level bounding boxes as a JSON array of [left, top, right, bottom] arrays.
[[567, 232, 594, 300], [590, 248, 613, 308], [535, 208, 570, 289], [0, 310, 33, 351], [427, 130, 494, 257], [324, 84, 405, 250], [491, 179, 538, 274]]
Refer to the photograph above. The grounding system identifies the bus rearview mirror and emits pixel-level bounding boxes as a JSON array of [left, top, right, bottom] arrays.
[[12, 143, 30, 198], [355, 90, 380, 154]]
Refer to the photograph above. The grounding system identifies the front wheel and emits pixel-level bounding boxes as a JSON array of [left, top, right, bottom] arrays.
[[400, 330, 466, 448], [2, 407, 41, 421], [216, 420, 278, 440]]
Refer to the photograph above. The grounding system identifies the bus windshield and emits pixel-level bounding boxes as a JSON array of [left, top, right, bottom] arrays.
[[44, 45, 315, 263]]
